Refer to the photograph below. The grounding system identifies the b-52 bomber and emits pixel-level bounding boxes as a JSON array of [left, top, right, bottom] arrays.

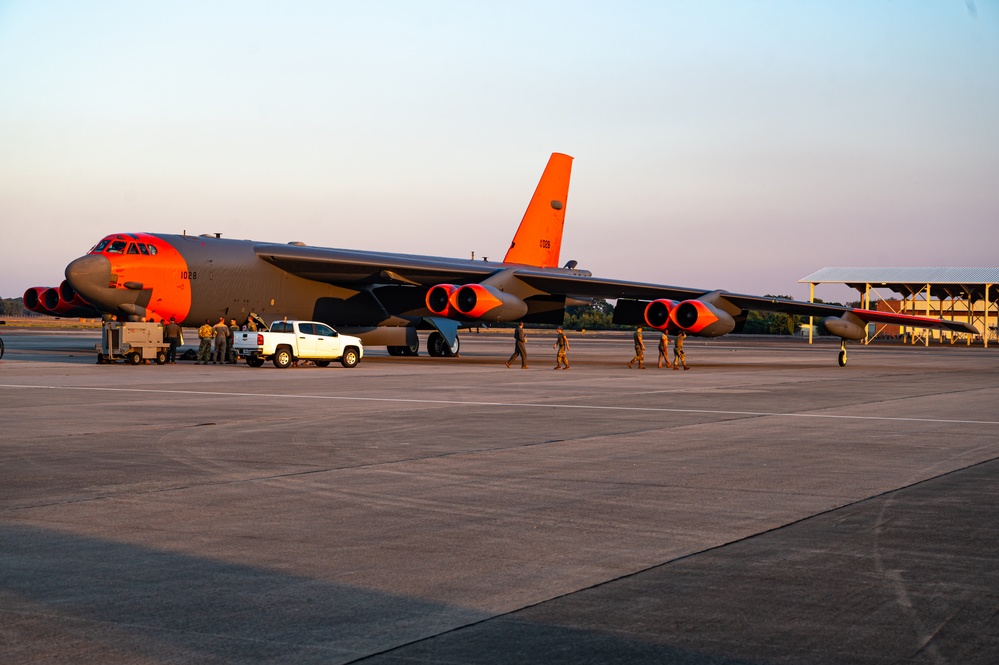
[[24, 152, 974, 366]]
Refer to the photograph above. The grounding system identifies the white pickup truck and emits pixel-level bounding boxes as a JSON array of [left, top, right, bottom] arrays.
[[233, 320, 363, 369]]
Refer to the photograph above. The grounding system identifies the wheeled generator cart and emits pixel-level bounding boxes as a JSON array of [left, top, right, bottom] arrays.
[[96, 322, 171, 365]]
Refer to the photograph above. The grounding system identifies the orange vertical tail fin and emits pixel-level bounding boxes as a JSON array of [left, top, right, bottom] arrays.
[[503, 152, 573, 268]]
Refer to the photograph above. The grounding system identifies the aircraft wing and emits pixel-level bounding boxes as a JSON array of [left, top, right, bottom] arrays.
[[255, 245, 975, 335], [721, 293, 978, 334], [254, 244, 498, 285], [256, 243, 717, 300]]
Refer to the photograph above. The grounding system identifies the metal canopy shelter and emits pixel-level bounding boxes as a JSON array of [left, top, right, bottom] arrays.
[[799, 267, 999, 348]]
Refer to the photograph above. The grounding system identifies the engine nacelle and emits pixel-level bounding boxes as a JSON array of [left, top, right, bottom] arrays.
[[450, 284, 529, 322], [822, 315, 866, 341], [23, 287, 49, 313], [643, 299, 678, 330], [41, 287, 65, 313], [426, 284, 458, 317], [670, 299, 736, 337]]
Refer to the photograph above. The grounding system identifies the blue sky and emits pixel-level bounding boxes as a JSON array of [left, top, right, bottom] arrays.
[[2, 1, 997, 302]]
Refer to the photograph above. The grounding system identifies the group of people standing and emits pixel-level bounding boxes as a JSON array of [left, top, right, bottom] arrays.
[[506, 322, 690, 371], [194, 316, 249, 365]]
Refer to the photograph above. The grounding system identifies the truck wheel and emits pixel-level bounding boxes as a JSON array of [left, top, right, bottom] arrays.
[[246, 356, 264, 368], [314, 360, 331, 367], [155, 351, 168, 365], [273, 347, 293, 369], [127, 351, 142, 365], [340, 347, 360, 368]]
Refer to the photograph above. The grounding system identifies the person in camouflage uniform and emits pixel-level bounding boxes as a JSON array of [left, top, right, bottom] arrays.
[[553, 327, 570, 370], [673, 331, 689, 370], [505, 322, 528, 369], [657, 331, 672, 369], [212, 317, 229, 365], [228, 319, 239, 363], [628, 326, 646, 369], [196, 320, 213, 364]]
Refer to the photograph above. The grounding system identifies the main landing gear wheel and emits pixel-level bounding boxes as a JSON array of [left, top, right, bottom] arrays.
[[426, 331, 459, 357], [838, 341, 848, 367], [388, 342, 420, 356]]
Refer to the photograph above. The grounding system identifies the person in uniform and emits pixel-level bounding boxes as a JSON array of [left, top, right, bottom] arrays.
[[628, 326, 646, 369], [506, 321, 528, 369], [196, 319, 214, 364], [657, 331, 672, 369], [212, 317, 229, 365], [553, 327, 570, 370], [673, 331, 689, 370], [228, 319, 239, 363], [164, 317, 182, 364]]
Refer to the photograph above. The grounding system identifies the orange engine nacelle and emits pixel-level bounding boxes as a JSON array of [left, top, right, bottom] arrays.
[[23, 287, 51, 313], [426, 284, 458, 317], [670, 299, 736, 337], [643, 299, 678, 330], [450, 284, 528, 322]]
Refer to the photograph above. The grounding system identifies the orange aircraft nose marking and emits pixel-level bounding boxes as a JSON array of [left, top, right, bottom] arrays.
[[103, 233, 192, 321]]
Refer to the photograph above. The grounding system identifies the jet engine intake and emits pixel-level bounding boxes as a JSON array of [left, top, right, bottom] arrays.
[[450, 284, 528, 322], [643, 299, 678, 330], [822, 315, 866, 341], [425, 284, 458, 317], [670, 299, 736, 337], [23, 287, 50, 313]]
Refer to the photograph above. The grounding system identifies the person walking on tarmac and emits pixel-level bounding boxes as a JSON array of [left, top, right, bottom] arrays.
[[506, 321, 528, 369], [657, 331, 672, 369], [628, 326, 646, 369], [673, 331, 690, 370], [164, 317, 182, 364], [212, 317, 229, 365], [553, 326, 570, 370], [196, 319, 213, 364]]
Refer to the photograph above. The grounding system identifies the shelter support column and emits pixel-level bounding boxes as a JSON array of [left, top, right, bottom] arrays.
[[986, 284, 993, 349], [925, 283, 931, 347], [864, 283, 871, 345], [808, 282, 815, 345]]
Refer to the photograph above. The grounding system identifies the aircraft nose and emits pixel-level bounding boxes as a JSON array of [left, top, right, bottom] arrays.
[[64, 254, 111, 302]]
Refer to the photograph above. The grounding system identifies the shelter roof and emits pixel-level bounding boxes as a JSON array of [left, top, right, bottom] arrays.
[[799, 268, 999, 301]]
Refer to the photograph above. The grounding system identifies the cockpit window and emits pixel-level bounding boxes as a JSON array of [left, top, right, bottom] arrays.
[[137, 243, 149, 255], [92, 239, 110, 253], [147, 244, 158, 255], [127, 243, 140, 255], [107, 240, 128, 254]]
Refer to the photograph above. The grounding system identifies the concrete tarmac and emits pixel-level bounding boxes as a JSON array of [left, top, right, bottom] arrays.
[[1, 328, 997, 664]]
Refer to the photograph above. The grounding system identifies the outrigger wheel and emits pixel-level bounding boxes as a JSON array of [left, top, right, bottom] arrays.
[[838, 340, 848, 367]]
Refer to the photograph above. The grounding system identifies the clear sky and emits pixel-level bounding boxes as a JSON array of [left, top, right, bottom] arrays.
[[2, 1, 997, 303]]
